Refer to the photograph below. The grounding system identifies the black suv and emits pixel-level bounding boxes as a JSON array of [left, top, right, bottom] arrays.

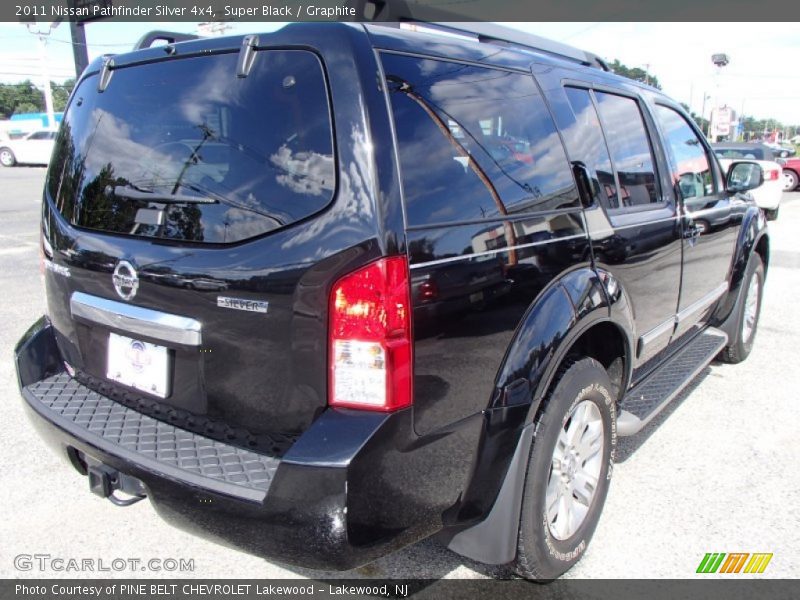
[[15, 22, 768, 579]]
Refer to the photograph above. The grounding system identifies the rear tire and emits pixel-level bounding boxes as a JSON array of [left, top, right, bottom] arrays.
[[0, 147, 15, 167], [514, 357, 616, 580], [720, 254, 764, 364]]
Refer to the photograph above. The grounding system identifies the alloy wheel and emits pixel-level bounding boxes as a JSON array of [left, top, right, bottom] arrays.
[[545, 400, 605, 540], [742, 272, 760, 344]]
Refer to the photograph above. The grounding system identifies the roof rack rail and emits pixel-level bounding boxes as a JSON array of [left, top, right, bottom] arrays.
[[350, 0, 607, 71], [378, 21, 609, 71], [133, 30, 200, 51]]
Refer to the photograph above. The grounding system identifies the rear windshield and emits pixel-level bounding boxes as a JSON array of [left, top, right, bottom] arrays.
[[713, 147, 767, 160], [48, 50, 335, 244]]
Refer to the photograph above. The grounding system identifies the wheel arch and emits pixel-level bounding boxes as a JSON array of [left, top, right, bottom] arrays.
[[715, 206, 769, 334], [444, 266, 634, 565]]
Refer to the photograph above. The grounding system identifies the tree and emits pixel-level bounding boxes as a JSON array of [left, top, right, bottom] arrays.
[[52, 79, 75, 112], [0, 80, 45, 118], [0, 78, 75, 118], [609, 59, 662, 90]]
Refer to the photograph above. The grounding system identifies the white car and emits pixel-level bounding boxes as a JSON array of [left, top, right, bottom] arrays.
[[712, 143, 783, 220], [0, 130, 57, 167]]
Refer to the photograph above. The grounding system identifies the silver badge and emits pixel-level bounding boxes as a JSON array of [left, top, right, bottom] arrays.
[[217, 296, 268, 314], [112, 260, 139, 301]]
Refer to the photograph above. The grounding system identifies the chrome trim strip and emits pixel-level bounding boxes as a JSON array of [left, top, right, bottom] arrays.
[[409, 233, 587, 270], [676, 282, 729, 324], [589, 215, 680, 238], [639, 318, 675, 353], [683, 206, 723, 218], [638, 282, 728, 353], [70, 291, 202, 346]]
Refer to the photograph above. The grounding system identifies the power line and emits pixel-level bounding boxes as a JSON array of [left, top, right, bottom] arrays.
[[49, 37, 136, 48], [0, 34, 136, 48]]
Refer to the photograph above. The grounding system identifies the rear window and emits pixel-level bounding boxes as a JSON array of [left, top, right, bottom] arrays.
[[713, 147, 767, 160], [48, 50, 335, 244]]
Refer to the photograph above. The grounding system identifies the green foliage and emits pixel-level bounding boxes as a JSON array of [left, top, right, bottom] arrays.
[[52, 79, 76, 112], [609, 59, 662, 90], [739, 115, 800, 141], [0, 79, 75, 119]]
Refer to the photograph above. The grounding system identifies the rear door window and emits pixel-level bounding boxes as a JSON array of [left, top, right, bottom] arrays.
[[382, 54, 578, 227], [49, 50, 335, 244]]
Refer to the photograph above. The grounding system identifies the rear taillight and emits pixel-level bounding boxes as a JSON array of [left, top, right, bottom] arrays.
[[766, 169, 780, 181], [329, 256, 412, 411]]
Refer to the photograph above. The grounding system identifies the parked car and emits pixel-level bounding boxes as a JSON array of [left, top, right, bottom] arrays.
[[15, 22, 769, 581], [763, 141, 796, 158], [712, 143, 783, 219], [0, 129, 57, 167], [778, 156, 800, 191]]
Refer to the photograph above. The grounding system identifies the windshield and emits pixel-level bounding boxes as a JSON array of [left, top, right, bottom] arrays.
[[48, 50, 335, 244]]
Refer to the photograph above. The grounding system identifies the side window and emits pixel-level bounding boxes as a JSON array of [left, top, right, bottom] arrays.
[[382, 54, 578, 227], [594, 91, 659, 209], [562, 87, 618, 209], [654, 105, 716, 199]]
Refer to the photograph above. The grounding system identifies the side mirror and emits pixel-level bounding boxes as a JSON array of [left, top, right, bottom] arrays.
[[726, 161, 764, 194]]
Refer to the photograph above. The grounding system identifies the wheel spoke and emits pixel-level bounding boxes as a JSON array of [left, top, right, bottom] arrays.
[[566, 404, 588, 445], [568, 490, 589, 533], [554, 492, 572, 538], [577, 421, 603, 460], [546, 480, 561, 523], [573, 471, 598, 507]]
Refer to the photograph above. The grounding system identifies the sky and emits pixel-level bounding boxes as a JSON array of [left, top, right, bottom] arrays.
[[0, 21, 798, 124]]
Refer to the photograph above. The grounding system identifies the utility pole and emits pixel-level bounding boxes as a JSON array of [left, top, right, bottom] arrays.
[[709, 53, 729, 142], [26, 23, 57, 129], [700, 93, 711, 137], [69, 19, 89, 78]]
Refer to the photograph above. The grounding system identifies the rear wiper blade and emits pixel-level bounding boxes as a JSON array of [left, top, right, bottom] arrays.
[[109, 184, 218, 205]]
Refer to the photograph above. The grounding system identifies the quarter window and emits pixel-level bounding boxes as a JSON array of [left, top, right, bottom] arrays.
[[383, 54, 578, 227], [594, 91, 659, 209]]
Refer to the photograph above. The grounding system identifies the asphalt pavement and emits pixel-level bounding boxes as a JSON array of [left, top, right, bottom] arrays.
[[0, 167, 798, 579]]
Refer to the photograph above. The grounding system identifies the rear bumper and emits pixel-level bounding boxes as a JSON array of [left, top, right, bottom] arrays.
[[752, 179, 783, 210], [14, 317, 445, 571]]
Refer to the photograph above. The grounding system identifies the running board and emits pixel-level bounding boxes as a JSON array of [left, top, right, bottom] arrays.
[[617, 328, 728, 436]]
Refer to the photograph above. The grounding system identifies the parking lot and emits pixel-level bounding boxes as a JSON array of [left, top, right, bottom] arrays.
[[0, 166, 798, 580]]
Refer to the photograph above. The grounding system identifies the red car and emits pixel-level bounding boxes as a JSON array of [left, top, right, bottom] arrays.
[[780, 156, 800, 191]]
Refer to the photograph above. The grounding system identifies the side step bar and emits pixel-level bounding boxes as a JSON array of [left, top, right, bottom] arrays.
[[617, 328, 728, 436]]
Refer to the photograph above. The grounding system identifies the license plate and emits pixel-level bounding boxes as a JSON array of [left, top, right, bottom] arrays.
[[470, 291, 484, 304], [107, 333, 170, 398]]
